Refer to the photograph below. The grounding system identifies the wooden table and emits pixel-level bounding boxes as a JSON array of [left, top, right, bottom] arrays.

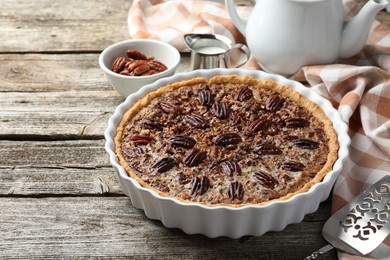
[[1, 0, 388, 259]]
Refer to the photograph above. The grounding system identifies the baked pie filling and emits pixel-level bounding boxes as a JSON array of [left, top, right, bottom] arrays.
[[115, 75, 338, 207]]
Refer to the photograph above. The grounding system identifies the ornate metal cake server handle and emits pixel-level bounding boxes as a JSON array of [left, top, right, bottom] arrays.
[[305, 175, 390, 259]]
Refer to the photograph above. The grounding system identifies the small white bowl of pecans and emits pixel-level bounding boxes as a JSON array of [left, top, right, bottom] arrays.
[[99, 39, 180, 97]]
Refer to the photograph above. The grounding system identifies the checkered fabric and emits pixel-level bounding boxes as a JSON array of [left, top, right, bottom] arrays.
[[128, 0, 390, 258]]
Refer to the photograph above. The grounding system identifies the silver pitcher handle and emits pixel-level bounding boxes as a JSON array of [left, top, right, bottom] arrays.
[[224, 43, 250, 68]]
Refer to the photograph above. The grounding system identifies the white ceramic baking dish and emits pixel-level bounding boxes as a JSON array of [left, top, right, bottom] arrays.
[[105, 68, 350, 238]]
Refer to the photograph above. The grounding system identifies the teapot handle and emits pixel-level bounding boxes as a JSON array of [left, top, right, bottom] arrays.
[[225, 0, 247, 36]]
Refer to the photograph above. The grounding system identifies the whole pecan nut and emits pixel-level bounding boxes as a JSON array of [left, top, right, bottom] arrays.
[[253, 144, 282, 155], [284, 118, 310, 128], [211, 102, 230, 119], [228, 181, 244, 200], [159, 101, 179, 115], [247, 118, 273, 136], [126, 49, 148, 60], [191, 176, 210, 196], [111, 49, 167, 76], [282, 161, 305, 172], [266, 95, 285, 112], [253, 171, 279, 189], [214, 133, 242, 146], [112, 57, 126, 73], [152, 157, 176, 173], [291, 139, 319, 149], [221, 160, 241, 177], [198, 89, 213, 107], [183, 149, 206, 167], [130, 135, 154, 146], [235, 87, 253, 101], [169, 135, 196, 149], [141, 118, 163, 131], [183, 114, 209, 129]]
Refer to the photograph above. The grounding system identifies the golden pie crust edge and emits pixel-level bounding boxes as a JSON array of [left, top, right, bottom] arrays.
[[114, 75, 339, 207]]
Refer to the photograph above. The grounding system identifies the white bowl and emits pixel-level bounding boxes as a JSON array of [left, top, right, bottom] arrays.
[[99, 39, 180, 97], [105, 68, 350, 238]]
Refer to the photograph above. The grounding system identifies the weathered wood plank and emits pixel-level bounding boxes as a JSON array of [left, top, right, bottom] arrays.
[[0, 197, 336, 259], [0, 90, 120, 137], [0, 140, 108, 167], [0, 53, 191, 92], [0, 53, 188, 138], [0, 167, 123, 196], [0, 54, 113, 92], [1, 90, 119, 110], [0, 0, 131, 52], [0, 111, 112, 138]]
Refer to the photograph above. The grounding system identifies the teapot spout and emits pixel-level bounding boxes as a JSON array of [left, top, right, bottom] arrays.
[[340, 0, 388, 58]]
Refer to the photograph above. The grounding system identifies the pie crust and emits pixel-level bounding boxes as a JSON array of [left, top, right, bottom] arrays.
[[115, 75, 338, 207]]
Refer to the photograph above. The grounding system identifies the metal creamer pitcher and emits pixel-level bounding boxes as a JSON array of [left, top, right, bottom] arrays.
[[184, 34, 250, 70]]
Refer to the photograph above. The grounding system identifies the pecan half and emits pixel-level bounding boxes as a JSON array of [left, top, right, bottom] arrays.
[[247, 118, 273, 136], [112, 50, 167, 76], [152, 157, 176, 173], [228, 181, 244, 200], [126, 59, 148, 72], [169, 135, 196, 149], [253, 144, 282, 155], [235, 87, 253, 101], [282, 161, 305, 172], [119, 69, 130, 75], [183, 114, 209, 129], [253, 171, 279, 189], [141, 69, 159, 76], [291, 139, 319, 149], [266, 95, 285, 112], [126, 49, 148, 60], [141, 118, 163, 131], [159, 101, 179, 115], [148, 60, 167, 72], [122, 146, 144, 158], [221, 160, 241, 177], [131, 63, 151, 76], [198, 89, 213, 107], [135, 63, 153, 76], [112, 57, 126, 73], [183, 149, 206, 167], [191, 176, 210, 196], [130, 135, 154, 146], [284, 118, 310, 128], [211, 102, 230, 119], [214, 133, 242, 146]]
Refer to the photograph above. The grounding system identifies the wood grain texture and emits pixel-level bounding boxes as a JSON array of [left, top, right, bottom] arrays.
[[0, 54, 113, 92], [0, 0, 388, 258], [0, 0, 131, 52], [0, 197, 336, 259], [0, 54, 190, 138], [0, 140, 108, 167], [0, 167, 123, 196]]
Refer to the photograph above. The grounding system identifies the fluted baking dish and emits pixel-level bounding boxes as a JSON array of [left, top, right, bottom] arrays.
[[104, 68, 350, 238]]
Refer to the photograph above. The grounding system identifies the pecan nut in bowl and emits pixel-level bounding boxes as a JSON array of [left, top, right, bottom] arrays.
[[104, 68, 350, 238], [99, 39, 180, 97], [112, 49, 168, 77]]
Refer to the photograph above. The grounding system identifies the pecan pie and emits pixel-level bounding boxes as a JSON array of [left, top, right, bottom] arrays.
[[115, 75, 338, 207]]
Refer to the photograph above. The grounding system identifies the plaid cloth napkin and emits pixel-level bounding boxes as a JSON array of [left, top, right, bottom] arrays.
[[128, 0, 390, 258]]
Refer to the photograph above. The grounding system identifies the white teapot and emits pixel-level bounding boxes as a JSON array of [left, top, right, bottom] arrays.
[[225, 0, 388, 76]]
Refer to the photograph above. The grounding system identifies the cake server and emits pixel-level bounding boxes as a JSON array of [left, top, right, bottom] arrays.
[[305, 175, 390, 259]]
